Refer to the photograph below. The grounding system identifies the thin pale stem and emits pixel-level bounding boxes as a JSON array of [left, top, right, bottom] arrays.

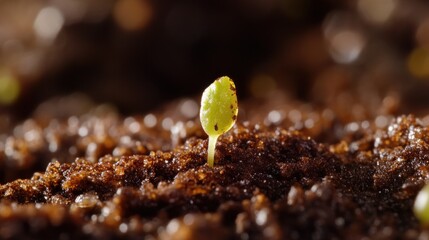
[[207, 135, 219, 167]]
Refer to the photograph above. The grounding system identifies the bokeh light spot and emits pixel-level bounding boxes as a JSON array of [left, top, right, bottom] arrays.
[[113, 0, 153, 31], [33, 6, 65, 42], [0, 70, 20, 105], [407, 47, 429, 78], [328, 30, 365, 64], [357, 0, 397, 25], [323, 12, 366, 64], [416, 18, 429, 49]]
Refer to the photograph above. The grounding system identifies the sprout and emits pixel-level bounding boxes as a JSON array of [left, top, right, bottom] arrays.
[[200, 76, 238, 167], [414, 184, 429, 224]]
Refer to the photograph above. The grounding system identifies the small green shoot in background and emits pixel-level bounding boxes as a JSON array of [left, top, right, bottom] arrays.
[[415, 183, 429, 225]]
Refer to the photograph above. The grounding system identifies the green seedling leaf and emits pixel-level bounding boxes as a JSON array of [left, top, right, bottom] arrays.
[[200, 76, 238, 167]]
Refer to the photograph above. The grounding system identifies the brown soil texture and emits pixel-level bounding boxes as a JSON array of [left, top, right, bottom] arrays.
[[1, 110, 429, 239]]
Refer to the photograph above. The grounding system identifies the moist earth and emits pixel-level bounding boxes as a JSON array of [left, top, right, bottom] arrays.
[[0, 108, 428, 239]]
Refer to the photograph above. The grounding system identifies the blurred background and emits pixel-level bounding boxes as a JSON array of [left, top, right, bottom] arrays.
[[3, 0, 429, 182], [1, 0, 429, 126]]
